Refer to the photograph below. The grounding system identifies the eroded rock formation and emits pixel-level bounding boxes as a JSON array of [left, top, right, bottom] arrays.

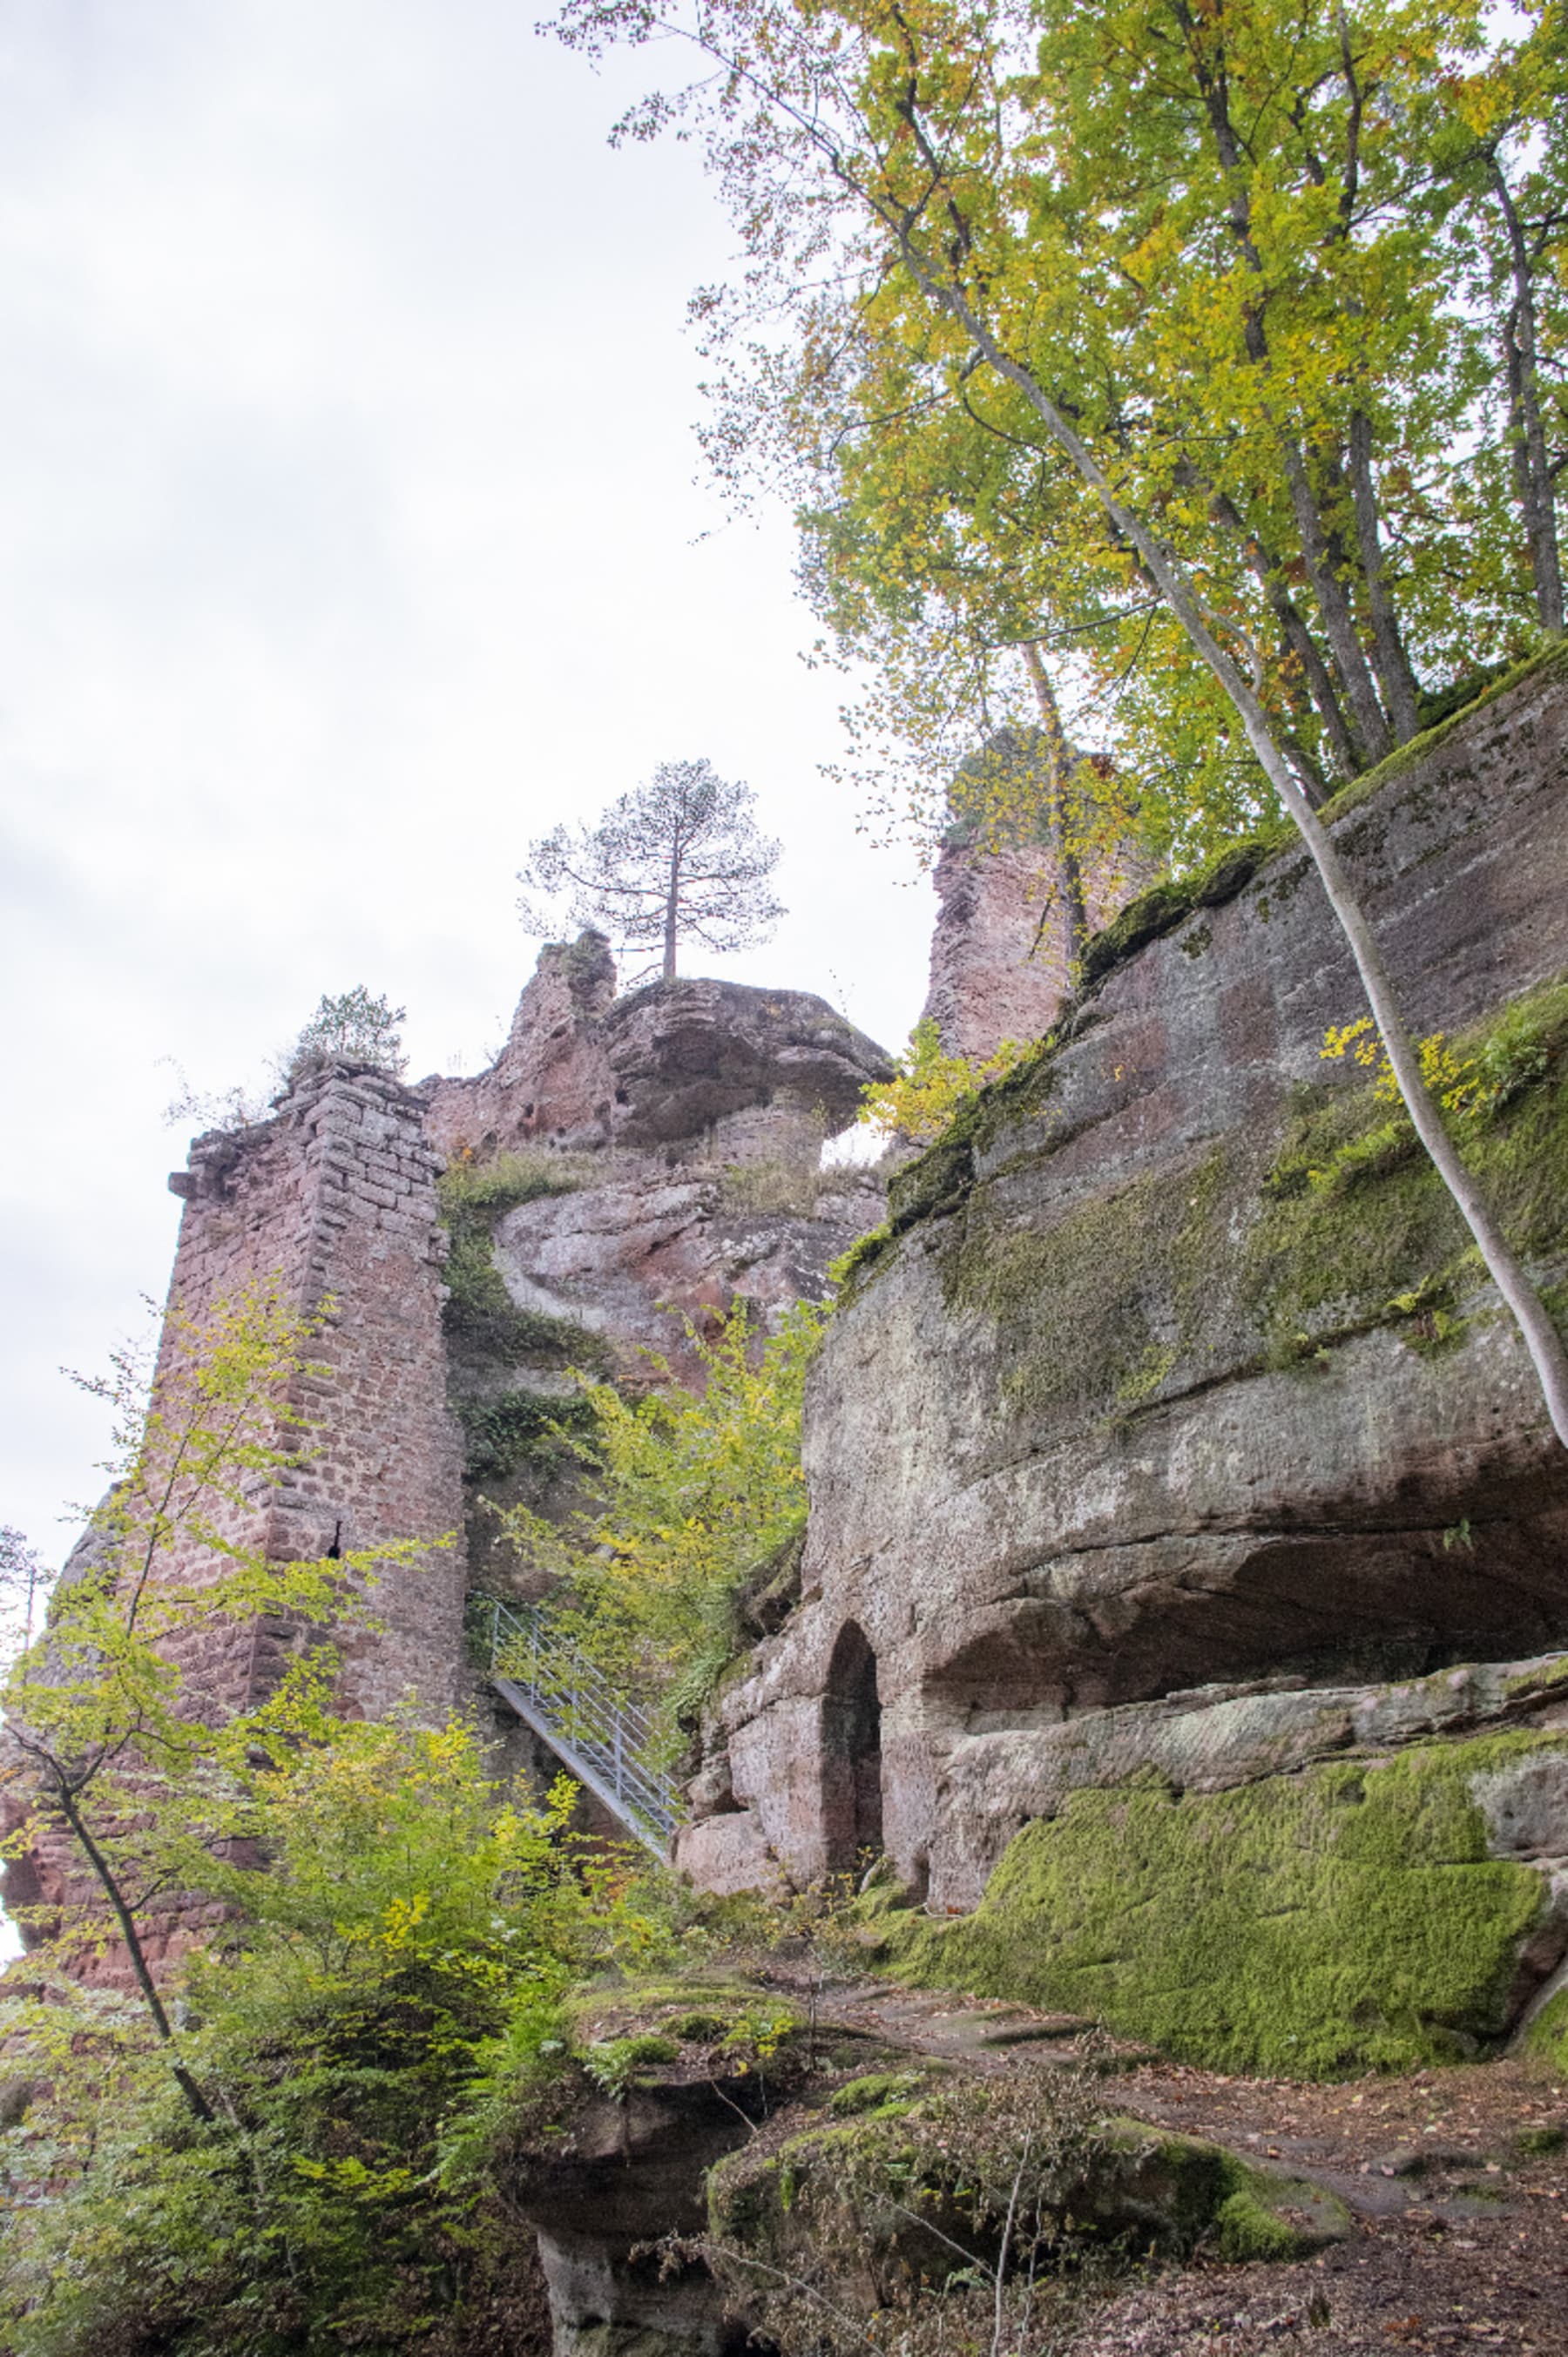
[[922, 727, 1157, 1058], [681, 645, 1568, 2070], [428, 949, 892, 1406]]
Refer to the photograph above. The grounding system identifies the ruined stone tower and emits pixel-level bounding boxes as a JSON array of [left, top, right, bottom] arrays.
[[162, 1064, 468, 1722]]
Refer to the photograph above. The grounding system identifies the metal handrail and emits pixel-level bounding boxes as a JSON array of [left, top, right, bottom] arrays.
[[479, 1597, 682, 1861]]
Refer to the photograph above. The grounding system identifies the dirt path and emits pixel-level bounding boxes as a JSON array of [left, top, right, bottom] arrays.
[[764, 1973, 1568, 2354]]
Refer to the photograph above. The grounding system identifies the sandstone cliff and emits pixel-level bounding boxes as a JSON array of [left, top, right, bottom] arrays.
[[683, 645, 1568, 2077]]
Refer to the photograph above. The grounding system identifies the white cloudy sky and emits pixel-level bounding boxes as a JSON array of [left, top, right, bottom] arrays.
[[0, 0, 936, 1568]]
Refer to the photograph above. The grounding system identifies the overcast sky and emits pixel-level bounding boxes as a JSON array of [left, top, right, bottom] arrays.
[[0, 0, 936, 1568]]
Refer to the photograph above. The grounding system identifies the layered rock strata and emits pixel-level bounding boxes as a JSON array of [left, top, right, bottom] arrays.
[[429, 947, 892, 1399], [424, 936, 889, 1169], [681, 645, 1568, 2067]]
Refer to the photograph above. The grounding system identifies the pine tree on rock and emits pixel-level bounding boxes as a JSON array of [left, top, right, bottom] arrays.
[[519, 759, 784, 982]]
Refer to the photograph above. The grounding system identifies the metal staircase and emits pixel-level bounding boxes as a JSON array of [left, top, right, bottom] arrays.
[[479, 1596, 682, 1861]]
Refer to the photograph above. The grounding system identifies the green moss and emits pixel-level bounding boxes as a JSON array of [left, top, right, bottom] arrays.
[[904, 974, 1568, 1454], [709, 2099, 1346, 2287], [1320, 638, 1568, 824], [438, 1151, 605, 1368], [1077, 824, 1294, 991], [613, 2032, 679, 2065], [1105, 2124, 1345, 2258], [1213, 2178, 1321, 2262], [827, 2071, 922, 2117], [1504, 1654, 1568, 1703], [829, 1219, 893, 1297], [1243, 977, 1568, 1366], [1513, 2122, 1567, 2156], [563, 1976, 772, 2039], [667, 2009, 729, 2042], [885, 1733, 1565, 2079], [1524, 1986, 1568, 2074], [883, 1036, 1063, 1237], [944, 1145, 1232, 1424]]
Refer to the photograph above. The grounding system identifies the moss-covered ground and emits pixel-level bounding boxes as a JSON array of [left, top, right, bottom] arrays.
[[881, 1732, 1567, 2078], [705, 2070, 1348, 2289]]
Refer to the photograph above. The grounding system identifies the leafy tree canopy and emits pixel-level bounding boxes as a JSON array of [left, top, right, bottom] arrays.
[[545, 0, 1568, 1438], [558, 0, 1564, 865]]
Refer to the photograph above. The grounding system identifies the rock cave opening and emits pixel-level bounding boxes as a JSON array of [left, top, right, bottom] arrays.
[[821, 1618, 883, 1873]]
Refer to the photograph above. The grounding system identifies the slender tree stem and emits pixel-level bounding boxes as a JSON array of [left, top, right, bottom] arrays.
[[55, 1780, 216, 2122], [1488, 154, 1565, 637], [664, 841, 680, 980], [1347, 410, 1422, 740], [1023, 642, 1089, 962]]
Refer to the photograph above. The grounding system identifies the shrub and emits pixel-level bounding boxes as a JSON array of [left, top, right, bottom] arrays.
[[495, 1302, 826, 1726], [282, 986, 407, 1084]]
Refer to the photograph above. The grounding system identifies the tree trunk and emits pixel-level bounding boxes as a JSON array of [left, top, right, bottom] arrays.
[[1281, 440, 1394, 767], [1490, 156, 1565, 637], [1170, 4, 1395, 773], [1208, 489, 1352, 789], [914, 255, 1568, 1449], [56, 1780, 216, 2123], [663, 845, 680, 981], [1023, 642, 1090, 962], [1347, 411, 1423, 740]]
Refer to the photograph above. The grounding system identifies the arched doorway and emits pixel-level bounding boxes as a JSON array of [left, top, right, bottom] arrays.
[[821, 1620, 882, 1874]]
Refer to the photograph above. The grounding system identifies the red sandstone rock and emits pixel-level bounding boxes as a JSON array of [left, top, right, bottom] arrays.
[[922, 732, 1157, 1060], [426, 942, 892, 1165], [687, 652, 1568, 1903]]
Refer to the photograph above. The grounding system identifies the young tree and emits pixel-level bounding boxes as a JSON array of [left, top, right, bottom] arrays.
[[0, 1722, 625, 2355], [497, 1302, 824, 1720], [546, 0, 1568, 1445], [0, 1530, 51, 1667], [282, 986, 407, 1084], [161, 987, 409, 1142], [519, 758, 784, 982], [860, 1017, 1028, 1145], [0, 1286, 425, 2121]]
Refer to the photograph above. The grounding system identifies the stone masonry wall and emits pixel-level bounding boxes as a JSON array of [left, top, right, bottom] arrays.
[[163, 1065, 468, 1723], [3, 1065, 468, 1986]]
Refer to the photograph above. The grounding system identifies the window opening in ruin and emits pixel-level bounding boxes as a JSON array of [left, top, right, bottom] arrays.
[[822, 1618, 882, 1874]]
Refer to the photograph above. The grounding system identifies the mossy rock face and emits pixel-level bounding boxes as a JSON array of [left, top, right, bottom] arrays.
[[1524, 1985, 1568, 2075], [885, 1734, 1565, 2079], [706, 2096, 1347, 2287], [936, 976, 1568, 1427], [1102, 2124, 1349, 2259]]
